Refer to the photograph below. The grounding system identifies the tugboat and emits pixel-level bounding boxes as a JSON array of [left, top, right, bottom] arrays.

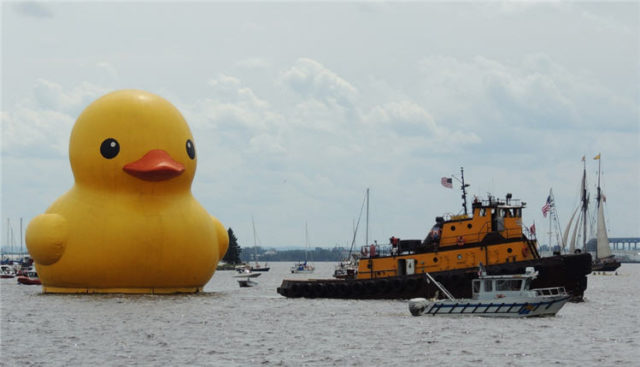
[[408, 264, 570, 317], [277, 168, 592, 301]]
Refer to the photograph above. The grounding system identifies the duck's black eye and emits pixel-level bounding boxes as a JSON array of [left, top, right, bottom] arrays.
[[100, 138, 120, 159], [186, 139, 196, 160]]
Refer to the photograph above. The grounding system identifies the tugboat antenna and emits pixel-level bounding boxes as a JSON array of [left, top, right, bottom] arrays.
[[452, 167, 470, 215]]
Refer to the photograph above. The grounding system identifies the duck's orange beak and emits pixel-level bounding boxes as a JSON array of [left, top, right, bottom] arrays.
[[123, 149, 185, 181]]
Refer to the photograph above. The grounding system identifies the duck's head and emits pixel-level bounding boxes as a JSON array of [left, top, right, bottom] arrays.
[[69, 90, 197, 193]]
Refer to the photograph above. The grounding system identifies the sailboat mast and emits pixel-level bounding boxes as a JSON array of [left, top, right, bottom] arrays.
[[251, 216, 258, 262], [366, 188, 370, 247], [581, 159, 588, 253], [20, 218, 23, 255], [595, 155, 602, 259], [5, 218, 9, 256], [596, 156, 602, 208], [252, 217, 257, 247], [305, 222, 309, 262]]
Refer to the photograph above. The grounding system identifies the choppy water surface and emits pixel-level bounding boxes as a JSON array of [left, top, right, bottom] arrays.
[[1, 263, 639, 366]]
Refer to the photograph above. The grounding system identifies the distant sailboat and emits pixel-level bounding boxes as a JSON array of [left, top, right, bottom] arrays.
[[249, 217, 270, 272], [291, 222, 315, 274], [333, 188, 369, 279], [562, 155, 620, 272]]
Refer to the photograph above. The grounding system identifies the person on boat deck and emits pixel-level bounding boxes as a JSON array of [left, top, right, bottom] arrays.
[[390, 236, 399, 255], [427, 226, 441, 242]]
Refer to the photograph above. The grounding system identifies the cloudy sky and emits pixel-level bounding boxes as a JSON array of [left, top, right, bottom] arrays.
[[2, 1, 638, 251]]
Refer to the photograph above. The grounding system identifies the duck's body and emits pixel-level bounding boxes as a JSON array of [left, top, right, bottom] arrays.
[[26, 90, 228, 293]]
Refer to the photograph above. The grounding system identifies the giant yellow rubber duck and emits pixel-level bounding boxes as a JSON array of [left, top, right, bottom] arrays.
[[25, 90, 228, 294]]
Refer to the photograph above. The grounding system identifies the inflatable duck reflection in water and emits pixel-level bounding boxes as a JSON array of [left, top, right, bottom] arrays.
[[26, 90, 229, 293]]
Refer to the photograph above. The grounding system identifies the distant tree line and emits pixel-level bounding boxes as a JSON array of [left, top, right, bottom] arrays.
[[222, 227, 354, 263], [241, 246, 349, 262]]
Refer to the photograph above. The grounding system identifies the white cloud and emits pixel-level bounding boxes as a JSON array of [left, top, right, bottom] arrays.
[[280, 58, 358, 109], [1, 107, 73, 158], [189, 74, 278, 134], [2, 79, 107, 158], [366, 100, 439, 136], [32, 79, 108, 115], [12, 2, 53, 18], [418, 54, 638, 133]]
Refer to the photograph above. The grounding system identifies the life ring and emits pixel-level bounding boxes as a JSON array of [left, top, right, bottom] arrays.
[[361, 247, 368, 257], [522, 246, 530, 257], [456, 236, 465, 247]]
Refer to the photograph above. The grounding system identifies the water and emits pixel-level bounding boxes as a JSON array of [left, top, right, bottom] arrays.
[[2, 263, 639, 366]]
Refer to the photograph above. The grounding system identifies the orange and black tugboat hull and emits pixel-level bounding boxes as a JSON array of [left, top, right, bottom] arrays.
[[277, 253, 591, 302]]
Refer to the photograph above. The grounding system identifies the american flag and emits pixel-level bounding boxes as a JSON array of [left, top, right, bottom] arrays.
[[530, 223, 536, 235], [541, 195, 552, 217], [441, 177, 453, 189]]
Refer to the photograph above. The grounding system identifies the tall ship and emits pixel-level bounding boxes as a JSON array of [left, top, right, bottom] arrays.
[[563, 155, 621, 272], [277, 169, 592, 302]]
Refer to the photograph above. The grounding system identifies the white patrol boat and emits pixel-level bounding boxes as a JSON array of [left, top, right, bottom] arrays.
[[409, 264, 570, 317], [233, 266, 261, 287]]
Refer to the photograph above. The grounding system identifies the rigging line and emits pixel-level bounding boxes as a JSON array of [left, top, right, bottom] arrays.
[[347, 189, 368, 259]]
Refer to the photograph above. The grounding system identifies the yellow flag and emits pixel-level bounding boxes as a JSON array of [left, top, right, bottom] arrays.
[[593, 153, 601, 160]]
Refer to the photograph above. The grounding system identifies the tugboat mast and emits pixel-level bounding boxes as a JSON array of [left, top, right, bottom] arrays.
[[460, 167, 469, 216]]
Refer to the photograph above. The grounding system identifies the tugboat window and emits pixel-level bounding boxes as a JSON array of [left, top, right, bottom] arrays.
[[507, 248, 513, 253], [457, 254, 462, 260], [467, 223, 472, 229], [433, 257, 438, 263]]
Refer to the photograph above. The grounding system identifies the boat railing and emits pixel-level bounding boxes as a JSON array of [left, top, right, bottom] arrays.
[[424, 272, 455, 300], [360, 244, 393, 258], [479, 197, 523, 207], [533, 287, 567, 297]]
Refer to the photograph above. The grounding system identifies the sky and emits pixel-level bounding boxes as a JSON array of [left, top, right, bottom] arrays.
[[2, 1, 639, 251]]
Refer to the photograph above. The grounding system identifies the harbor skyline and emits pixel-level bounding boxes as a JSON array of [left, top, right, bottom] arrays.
[[2, 2, 639, 248]]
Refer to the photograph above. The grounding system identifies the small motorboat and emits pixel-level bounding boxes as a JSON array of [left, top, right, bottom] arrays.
[[16, 270, 41, 285], [237, 263, 270, 273], [409, 264, 569, 317], [333, 257, 358, 279], [0, 264, 16, 279], [233, 267, 261, 287]]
